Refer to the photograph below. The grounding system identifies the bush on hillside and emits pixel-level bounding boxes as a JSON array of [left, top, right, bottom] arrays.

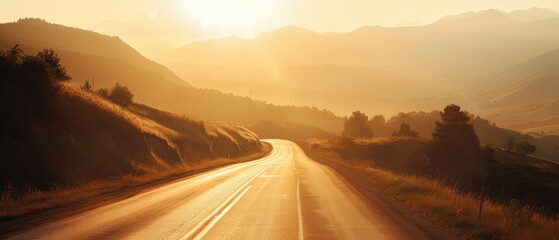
[[96, 83, 134, 107]]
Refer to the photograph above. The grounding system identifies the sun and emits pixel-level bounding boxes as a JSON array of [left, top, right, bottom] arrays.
[[181, 0, 277, 37]]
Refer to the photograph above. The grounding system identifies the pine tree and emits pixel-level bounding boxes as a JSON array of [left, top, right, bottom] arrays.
[[81, 80, 92, 92], [430, 104, 480, 176]]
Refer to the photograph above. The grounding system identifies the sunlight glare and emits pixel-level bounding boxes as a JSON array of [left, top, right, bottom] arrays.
[[182, 0, 277, 37]]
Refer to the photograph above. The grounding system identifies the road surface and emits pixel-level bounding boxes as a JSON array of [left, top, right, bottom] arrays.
[[7, 139, 429, 240]]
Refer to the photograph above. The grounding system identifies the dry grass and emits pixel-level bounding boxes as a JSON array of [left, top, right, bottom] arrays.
[[309, 139, 559, 240], [0, 143, 271, 218]]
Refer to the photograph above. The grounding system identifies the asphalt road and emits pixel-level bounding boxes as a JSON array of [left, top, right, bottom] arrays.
[[7, 139, 429, 240]]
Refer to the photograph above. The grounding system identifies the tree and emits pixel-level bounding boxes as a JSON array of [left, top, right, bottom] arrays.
[[81, 80, 92, 92], [430, 104, 480, 176], [512, 140, 536, 155], [505, 136, 516, 151], [36, 49, 70, 81], [95, 88, 110, 98], [343, 110, 373, 138], [0, 45, 70, 98], [392, 123, 419, 138], [108, 83, 133, 107]]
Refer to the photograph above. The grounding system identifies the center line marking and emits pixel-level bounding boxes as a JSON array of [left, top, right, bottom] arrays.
[[180, 158, 276, 240], [296, 170, 304, 240], [193, 185, 252, 240]]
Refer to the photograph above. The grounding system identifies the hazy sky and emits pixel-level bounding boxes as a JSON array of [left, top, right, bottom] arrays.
[[2, 0, 559, 52]]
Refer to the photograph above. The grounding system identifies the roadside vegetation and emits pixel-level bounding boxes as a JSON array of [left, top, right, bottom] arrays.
[[309, 104, 559, 239], [0, 46, 270, 218]]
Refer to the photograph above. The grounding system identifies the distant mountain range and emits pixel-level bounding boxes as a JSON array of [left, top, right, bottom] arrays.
[[443, 7, 559, 22], [156, 8, 559, 135]]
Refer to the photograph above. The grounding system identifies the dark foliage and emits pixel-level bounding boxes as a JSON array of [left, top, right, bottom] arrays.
[[392, 123, 419, 138], [429, 104, 481, 180], [81, 80, 92, 92], [342, 111, 373, 138], [512, 140, 536, 155], [96, 83, 134, 107]]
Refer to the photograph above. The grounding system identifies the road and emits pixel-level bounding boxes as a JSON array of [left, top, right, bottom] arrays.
[[7, 140, 429, 240]]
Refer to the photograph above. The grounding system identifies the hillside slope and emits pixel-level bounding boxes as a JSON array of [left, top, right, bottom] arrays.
[[475, 48, 559, 133], [0, 18, 189, 87], [0, 19, 343, 134], [1, 75, 264, 189]]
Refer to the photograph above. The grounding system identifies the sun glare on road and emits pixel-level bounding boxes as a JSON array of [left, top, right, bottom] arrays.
[[181, 0, 277, 36]]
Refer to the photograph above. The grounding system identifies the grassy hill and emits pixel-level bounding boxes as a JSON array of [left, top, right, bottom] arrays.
[[475, 47, 559, 133], [0, 45, 266, 192], [1, 83, 265, 190], [306, 137, 559, 239]]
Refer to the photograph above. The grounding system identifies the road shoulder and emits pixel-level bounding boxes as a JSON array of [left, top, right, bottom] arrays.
[[294, 140, 459, 240]]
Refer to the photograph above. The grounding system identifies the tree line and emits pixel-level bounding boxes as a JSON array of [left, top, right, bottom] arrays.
[[342, 104, 536, 180]]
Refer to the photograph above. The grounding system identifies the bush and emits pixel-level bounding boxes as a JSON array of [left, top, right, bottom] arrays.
[[108, 83, 133, 107], [95, 83, 134, 107], [392, 123, 419, 138], [343, 110, 373, 138], [512, 140, 536, 155]]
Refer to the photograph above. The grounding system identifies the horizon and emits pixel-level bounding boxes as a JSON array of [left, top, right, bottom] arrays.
[[2, 1, 559, 54]]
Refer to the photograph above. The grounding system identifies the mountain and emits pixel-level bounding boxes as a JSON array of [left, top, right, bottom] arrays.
[[0, 18, 190, 87], [0, 19, 343, 134], [161, 9, 559, 80], [443, 8, 559, 22], [508, 7, 559, 21], [158, 9, 559, 117]]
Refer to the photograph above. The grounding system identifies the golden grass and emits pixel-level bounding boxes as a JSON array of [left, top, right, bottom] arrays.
[[0, 143, 271, 218], [309, 140, 559, 240]]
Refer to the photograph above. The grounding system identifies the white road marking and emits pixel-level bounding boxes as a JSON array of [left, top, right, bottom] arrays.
[[193, 185, 252, 240], [296, 167, 304, 240], [180, 159, 275, 240]]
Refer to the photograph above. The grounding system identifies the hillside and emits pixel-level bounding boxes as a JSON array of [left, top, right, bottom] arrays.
[[485, 48, 559, 89], [0, 18, 190, 87], [1, 81, 265, 190], [475, 48, 559, 133], [0, 19, 343, 134], [0, 44, 267, 191], [479, 74, 559, 108]]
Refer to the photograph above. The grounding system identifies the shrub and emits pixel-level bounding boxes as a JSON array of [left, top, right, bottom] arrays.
[[343, 110, 373, 138]]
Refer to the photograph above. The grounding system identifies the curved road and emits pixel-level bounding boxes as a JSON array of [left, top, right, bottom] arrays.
[[7, 140, 428, 240]]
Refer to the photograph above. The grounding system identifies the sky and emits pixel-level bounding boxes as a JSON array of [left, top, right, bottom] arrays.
[[2, 0, 559, 54]]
